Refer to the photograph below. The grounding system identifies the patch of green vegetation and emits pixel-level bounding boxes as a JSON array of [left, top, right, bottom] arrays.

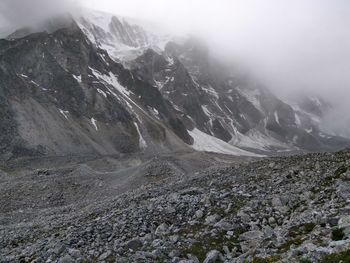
[[288, 223, 316, 238], [106, 256, 117, 263], [278, 223, 316, 252], [184, 242, 208, 262], [320, 249, 350, 263], [278, 237, 305, 253], [334, 165, 348, 177], [0, 109, 5, 118], [182, 230, 241, 262], [210, 207, 227, 217], [291, 200, 307, 212], [299, 259, 312, 263], [180, 198, 247, 260], [304, 223, 316, 233], [331, 228, 345, 241], [313, 165, 349, 192], [178, 223, 204, 236], [207, 194, 246, 216], [322, 176, 335, 188], [314, 236, 328, 247], [314, 165, 348, 192], [251, 256, 281, 263]]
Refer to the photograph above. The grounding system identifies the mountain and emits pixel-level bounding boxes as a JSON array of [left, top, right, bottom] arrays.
[[130, 38, 350, 154], [2, 9, 350, 263], [0, 19, 195, 160], [0, 10, 348, 161], [76, 10, 168, 62]]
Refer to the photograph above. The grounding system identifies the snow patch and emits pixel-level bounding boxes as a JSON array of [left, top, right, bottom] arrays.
[[91, 118, 98, 131], [90, 67, 155, 122], [201, 85, 219, 99], [18, 74, 29, 78], [188, 128, 260, 157], [73, 74, 82, 83], [59, 109, 69, 120], [230, 129, 291, 151], [97, 89, 107, 98], [202, 105, 212, 118], [166, 56, 174, 66], [306, 127, 313, 133], [274, 111, 280, 124], [18, 74, 45, 89], [30, 80, 40, 87], [153, 108, 159, 115], [292, 104, 321, 124], [76, 9, 169, 61], [90, 67, 131, 97], [134, 122, 147, 149]]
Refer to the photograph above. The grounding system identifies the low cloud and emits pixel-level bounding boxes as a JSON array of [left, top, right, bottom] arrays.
[[84, 0, 350, 95], [1, 0, 349, 135], [85, 0, 350, 135], [0, 0, 78, 35]]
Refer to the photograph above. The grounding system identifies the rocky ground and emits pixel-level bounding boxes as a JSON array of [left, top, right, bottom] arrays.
[[1, 150, 350, 262]]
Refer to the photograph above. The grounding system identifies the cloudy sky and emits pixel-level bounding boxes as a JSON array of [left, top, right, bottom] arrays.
[[84, 0, 350, 135], [0, 0, 349, 134], [85, 1, 349, 90], [1, 0, 349, 96]]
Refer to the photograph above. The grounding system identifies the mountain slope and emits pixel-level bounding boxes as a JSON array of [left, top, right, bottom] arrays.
[[76, 10, 165, 62], [0, 11, 348, 160], [130, 38, 350, 154], [2, 149, 350, 262], [0, 20, 195, 161]]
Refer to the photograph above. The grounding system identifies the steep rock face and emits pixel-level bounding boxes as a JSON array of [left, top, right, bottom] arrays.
[[77, 10, 162, 61], [130, 39, 350, 153], [132, 49, 209, 132], [0, 22, 192, 160], [109, 16, 149, 48], [1, 11, 349, 158]]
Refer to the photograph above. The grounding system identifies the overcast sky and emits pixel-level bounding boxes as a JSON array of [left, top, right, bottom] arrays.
[[83, 0, 350, 135], [1, 0, 349, 97], [83, 1, 350, 91], [0, 0, 349, 135]]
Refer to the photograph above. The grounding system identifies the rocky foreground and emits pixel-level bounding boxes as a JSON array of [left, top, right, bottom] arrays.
[[2, 150, 350, 262]]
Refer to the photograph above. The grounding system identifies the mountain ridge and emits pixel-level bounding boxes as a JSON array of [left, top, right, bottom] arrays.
[[0, 10, 348, 160]]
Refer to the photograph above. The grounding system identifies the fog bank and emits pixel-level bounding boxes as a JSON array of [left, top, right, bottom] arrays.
[[85, 0, 350, 135], [1, 0, 349, 136]]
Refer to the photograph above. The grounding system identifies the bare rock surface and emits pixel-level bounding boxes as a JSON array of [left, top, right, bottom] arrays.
[[1, 150, 350, 262]]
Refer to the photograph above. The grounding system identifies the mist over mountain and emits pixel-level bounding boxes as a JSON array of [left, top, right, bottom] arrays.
[[1, 0, 349, 137], [2, 2, 350, 262], [0, 0, 348, 158], [85, 0, 350, 137]]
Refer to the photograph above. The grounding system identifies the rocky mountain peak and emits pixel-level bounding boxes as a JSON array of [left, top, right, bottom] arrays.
[[0, 9, 349, 160]]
